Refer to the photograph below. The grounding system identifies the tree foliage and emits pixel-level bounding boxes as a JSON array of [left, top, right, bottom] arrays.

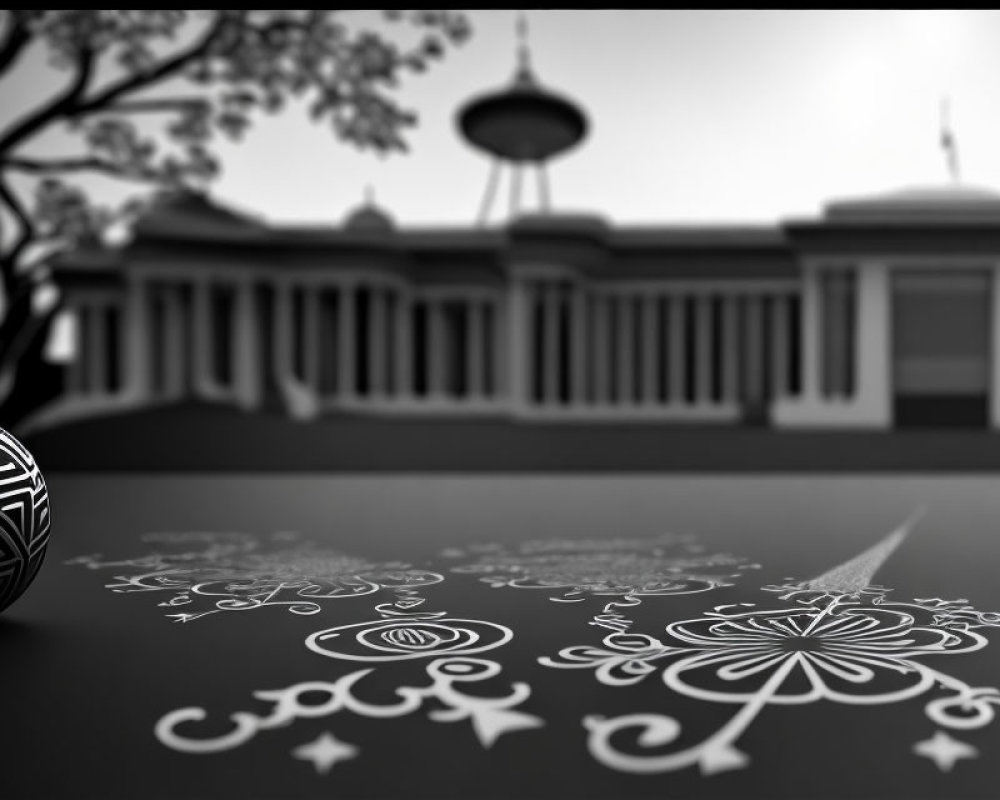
[[0, 10, 470, 424]]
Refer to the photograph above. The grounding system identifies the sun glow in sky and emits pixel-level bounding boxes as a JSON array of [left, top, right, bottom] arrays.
[[5, 9, 1000, 229]]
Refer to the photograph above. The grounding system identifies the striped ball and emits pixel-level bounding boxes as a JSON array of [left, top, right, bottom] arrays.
[[0, 428, 51, 613]]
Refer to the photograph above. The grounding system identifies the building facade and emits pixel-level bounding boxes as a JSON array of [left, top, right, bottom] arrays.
[[35, 183, 1000, 433]]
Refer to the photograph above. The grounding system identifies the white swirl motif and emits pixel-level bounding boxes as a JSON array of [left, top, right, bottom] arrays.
[[305, 615, 513, 662], [155, 656, 544, 761]]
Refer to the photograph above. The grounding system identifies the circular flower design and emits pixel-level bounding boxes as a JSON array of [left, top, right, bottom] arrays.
[[662, 606, 984, 705], [306, 616, 513, 662]]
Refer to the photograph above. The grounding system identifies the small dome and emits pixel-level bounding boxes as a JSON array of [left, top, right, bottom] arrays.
[[343, 202, 395, 232]]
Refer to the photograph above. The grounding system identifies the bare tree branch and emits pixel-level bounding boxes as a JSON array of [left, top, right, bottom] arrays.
[[3, 155, 163, 181], [0, 175, 36, 289], [0, 47, 95, 156], [0, 11, 35, 78], [103, 97, 212, 115], [4, 155, 118, 174], [67, 15, 230, 120]]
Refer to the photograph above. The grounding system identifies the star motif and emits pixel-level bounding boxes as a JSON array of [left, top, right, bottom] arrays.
[[699, 743, 750, 776], [913, 730, 978, 772], [291, 732, 359, 774]]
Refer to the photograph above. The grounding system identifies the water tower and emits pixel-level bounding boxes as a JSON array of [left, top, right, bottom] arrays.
[[457, 14, 589, 224]]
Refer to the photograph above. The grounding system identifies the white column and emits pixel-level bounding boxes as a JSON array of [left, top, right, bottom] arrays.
[[853, 263, 890, 424], [721, 294, 739, 402], [695, 294, 713, 403], [338, 284, 355, 400], [467, 300, 484, 399], [669, 294, 685, 403], [770, 294, 789, 399], [67, 304, 88, 395], [571, 287, 588, 406], [641, 294, 658, 404], [394, 292, 412, 399], [507, 279, 529, 411], [428, 298, 446, 398], [543, 282, 560, 405], [124, 281, 151, 402], [234, 279, 261, 410], [615, 294, 632, 404]]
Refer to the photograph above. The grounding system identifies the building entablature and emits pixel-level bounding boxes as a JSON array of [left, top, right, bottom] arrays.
[[784, 184, 1000, 258], [783, 221, 1000, 258]]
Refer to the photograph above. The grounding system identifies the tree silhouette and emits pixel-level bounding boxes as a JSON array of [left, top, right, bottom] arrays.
[[0, 10, 470, 426]]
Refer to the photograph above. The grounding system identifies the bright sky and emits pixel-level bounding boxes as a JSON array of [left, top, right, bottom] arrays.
[[8, 9, 1000, 228]]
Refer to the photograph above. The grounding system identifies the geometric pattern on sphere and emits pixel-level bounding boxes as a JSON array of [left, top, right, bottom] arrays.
[[0, 427, 51, 613]]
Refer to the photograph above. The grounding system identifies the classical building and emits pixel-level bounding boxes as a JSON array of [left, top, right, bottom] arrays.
[[29, 25, 1000, 434], [36, 183, 1000, 433]]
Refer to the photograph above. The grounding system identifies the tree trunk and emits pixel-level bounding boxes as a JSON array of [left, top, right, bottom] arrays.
[[0, 288, 62, 431]]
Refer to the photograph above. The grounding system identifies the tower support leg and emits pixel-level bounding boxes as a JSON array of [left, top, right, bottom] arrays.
[[477, 159, 502, 226]]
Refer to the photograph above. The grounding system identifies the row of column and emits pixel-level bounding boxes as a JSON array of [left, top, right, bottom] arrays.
[[125, 279, 259, 408], [521, 280, 800, 409], [66, 298, 121, 397], [275, 284, 502, 404], [797, 266, 862, 407], [78, 275, 813, 420]]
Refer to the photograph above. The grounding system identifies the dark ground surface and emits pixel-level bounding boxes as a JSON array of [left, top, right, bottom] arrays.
[[4, 475, 1000, 799], [19, 401, 1000, 472]]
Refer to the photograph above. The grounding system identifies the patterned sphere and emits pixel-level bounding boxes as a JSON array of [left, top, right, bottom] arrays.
[[0, 427, 51, 613]]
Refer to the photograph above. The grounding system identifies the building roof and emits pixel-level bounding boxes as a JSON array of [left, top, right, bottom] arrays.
[[49, 233, 123, 272], [131, 188, 268, 241], [824, 184, 1000, 223]]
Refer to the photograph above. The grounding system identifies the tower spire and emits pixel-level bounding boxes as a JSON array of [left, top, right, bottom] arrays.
[[456, 9, 588, 225], [516, 11, 532, 78]]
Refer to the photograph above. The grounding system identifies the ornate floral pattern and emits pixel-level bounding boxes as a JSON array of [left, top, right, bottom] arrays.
[[545, 589, 1000, 775], [447, 536, 756, 602]]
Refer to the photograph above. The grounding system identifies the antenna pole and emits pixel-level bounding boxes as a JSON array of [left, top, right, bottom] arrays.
[[940, 95, 961, 184], [516, 11, 530, 73]]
